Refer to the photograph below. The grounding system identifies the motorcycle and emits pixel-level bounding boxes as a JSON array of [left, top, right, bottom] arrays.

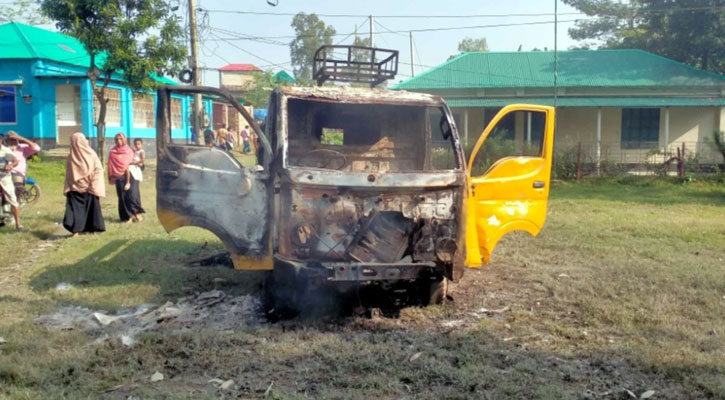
[[17, 176, 41, 206]]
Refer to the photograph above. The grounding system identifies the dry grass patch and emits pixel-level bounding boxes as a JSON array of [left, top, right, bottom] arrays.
[[1, 160, 724, 399]]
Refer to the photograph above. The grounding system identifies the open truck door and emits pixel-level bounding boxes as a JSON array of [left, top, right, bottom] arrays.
[[155, 86, 274, 270], [465, 104, 555, 267]]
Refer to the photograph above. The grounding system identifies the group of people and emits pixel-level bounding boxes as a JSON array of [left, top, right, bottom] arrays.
[[0, 129, 147, 236], [62, 132, 146, 236], [203, 124, 257, 154], [0, 131, 41, 230], [2, 122, 262, 235]]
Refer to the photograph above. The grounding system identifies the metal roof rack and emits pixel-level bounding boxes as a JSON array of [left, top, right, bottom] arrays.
[[313, 45, 399, 88]]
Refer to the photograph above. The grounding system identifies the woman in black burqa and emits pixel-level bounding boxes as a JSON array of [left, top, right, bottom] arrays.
[[63, 132, 106, 236]]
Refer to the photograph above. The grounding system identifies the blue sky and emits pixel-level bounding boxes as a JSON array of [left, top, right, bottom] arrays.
[[192, 0, 583, 86]]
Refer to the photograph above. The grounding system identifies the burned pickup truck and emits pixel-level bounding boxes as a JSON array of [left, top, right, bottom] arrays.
[[155, 83, 554, 309]]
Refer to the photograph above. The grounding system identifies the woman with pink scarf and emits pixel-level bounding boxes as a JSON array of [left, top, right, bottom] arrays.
[[108, 132, 145, 222]]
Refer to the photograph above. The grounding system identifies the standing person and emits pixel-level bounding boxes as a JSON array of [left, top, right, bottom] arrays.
[[253, 121, 262, 154], [241, 125, 251, 153], [215, 125, 232, 151], [108, 133, 144, 223], [63, 132, 105, 236], [4, 131, 40, 199], [203, 128, 215, 147], [0, 138, 22, 230], [127, 138, 146, 222], [229, 126, 240, 151]]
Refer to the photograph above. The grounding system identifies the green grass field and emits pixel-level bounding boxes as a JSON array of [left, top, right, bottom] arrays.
[[0, 158, 723, 399]]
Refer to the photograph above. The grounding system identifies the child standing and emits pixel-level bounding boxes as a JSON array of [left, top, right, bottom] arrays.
[[125, 138, 146, 222]]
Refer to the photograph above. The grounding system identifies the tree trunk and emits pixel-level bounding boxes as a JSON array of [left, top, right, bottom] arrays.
[[87, 53, 109, 164], [94, 87, 108, 164]]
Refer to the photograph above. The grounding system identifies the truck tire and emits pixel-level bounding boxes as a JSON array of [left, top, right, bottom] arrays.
[[427, 277, 448, 305]]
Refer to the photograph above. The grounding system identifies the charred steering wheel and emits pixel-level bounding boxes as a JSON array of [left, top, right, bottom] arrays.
[[306, 149, 348, 170]]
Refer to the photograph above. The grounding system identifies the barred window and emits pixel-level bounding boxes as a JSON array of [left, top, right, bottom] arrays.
[[94, 88, 122, 126], [621, 108, 660, 149], [133, 94, 155, 128]]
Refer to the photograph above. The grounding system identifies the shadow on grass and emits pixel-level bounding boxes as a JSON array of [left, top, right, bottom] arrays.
[[551, 180, 725, 206], [28, 238, 264, 308]]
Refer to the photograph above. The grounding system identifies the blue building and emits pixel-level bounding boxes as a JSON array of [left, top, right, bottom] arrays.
[[0, 22, 210, 155]]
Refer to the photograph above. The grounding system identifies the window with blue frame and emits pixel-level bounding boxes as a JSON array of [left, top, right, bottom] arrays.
[[621, 108, 660, 149], [0, 86, 17, 124]]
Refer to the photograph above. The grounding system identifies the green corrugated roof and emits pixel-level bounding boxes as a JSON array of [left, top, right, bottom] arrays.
[[274, 70, 296, 83], [446, 96, 725, 108], [0, 22, 176, 85], [394, 50, 725, 90]]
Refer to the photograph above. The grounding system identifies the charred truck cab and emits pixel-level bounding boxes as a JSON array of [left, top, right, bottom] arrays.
[[274, 87, 467, 304], [156, 56, 555, 309]]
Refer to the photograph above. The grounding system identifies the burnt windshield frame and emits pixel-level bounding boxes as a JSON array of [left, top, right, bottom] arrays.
[[283, 97, 463, 172]]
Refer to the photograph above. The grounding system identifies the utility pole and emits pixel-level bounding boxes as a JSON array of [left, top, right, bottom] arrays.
[[189, 0, 203, 144], [409, 31, 415, 77], [369, 15, 374, 47]]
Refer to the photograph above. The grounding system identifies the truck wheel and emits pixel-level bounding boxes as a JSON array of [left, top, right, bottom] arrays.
[[427, 277, 448, 305]]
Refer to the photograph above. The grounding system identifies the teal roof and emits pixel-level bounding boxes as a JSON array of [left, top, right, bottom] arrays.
[[0, 22, 176, 85], [446, 97, 725, 108], [274, 70, 296, 84], [394, 50, 725, 90]]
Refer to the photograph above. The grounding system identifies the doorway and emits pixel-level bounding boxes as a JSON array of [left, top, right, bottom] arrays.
[[55, 84, 82, 145]]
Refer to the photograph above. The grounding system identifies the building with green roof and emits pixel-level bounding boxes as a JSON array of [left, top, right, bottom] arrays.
[[394, 50, 725, 165], [0, 22, 207, 151]]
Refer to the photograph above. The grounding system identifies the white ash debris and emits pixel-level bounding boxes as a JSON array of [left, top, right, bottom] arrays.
[[35, 290, 261, 345]]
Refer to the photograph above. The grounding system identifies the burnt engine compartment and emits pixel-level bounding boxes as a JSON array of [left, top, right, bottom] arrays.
[[277, 185, 461, 280]]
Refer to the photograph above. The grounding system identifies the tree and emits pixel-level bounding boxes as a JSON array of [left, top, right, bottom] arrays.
[[562, 0, 725, 74], [448, 36, 489, 60], [710, 130, 725, 170], [289, 13, 336, 84], [244, 70, 289, 108], [351, 35, 372, 63], [40, 0, 186, 162], [0, 0, 48, 25]]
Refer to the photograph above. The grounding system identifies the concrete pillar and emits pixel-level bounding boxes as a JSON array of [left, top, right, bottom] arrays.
[[596, 107, 602, 176], [663, 107, 670, 156], [526, 112, 532, 143], [463, 109, 469, 146]]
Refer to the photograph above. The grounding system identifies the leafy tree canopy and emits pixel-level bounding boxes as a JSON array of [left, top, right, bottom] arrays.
[[563, 0, 725, 74], [0, 0, 48, 25], [449, 36, 489, 60], [351, 35, 372, 63], [40, 0, 186, 160], [244, 70, 291, 108], [289, 12, 336, 85]]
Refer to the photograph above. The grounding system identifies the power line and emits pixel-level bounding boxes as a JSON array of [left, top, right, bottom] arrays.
[[334, 16, 371, 45], [209, 26, 289, 47], [374, 19, 408, 38], [197, 8, 585, 19], [196, 5, 725, 19], [205, 18, 589, 41], [209, 31, 291, 70]]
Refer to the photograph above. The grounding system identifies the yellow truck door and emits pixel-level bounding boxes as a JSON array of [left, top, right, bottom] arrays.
[[465, 104, 555, 267]]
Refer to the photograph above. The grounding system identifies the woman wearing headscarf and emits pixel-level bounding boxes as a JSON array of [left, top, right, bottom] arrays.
[[63, 132, 106, 236], [108, 132, 145, 222]]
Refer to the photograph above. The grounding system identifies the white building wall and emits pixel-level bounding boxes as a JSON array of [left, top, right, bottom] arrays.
[[461, 105, 723, 163]]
